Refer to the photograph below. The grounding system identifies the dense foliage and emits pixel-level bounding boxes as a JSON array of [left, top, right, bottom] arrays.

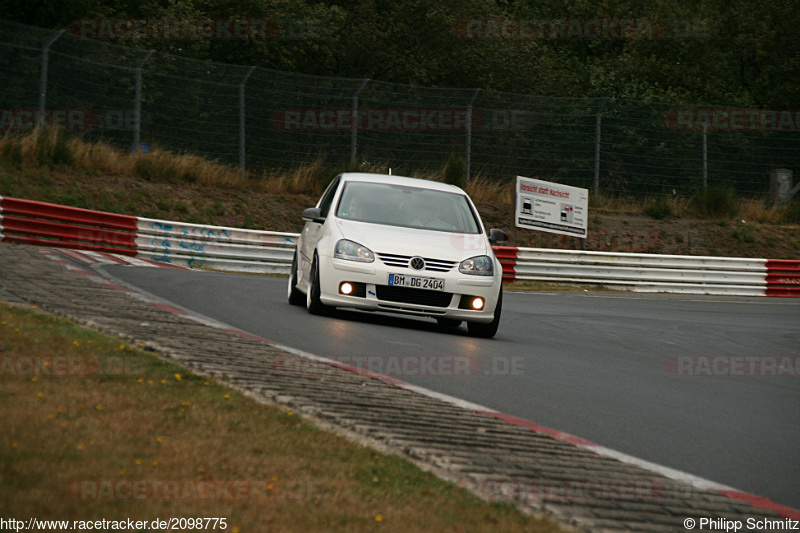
[[5, 0, 798, 108]]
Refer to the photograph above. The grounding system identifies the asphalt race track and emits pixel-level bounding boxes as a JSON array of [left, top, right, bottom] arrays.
[[102, 265, 800, 510]]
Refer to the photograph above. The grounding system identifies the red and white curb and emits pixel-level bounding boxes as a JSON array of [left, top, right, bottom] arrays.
[[54, 248, 188, 269]]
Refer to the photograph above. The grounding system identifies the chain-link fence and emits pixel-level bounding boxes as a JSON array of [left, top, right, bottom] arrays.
[[2, 19, 798, 198]]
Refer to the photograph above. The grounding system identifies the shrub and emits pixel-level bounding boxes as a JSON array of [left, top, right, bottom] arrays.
[[444, 152, 466, 189], [134, 153, 179, 182], [30, 131, 75, 168], [643, 196, 672, 220], [730, 225, 755, 243], [1, 135, 24, 168], [50, 132, 74, 166], [783, 199, 800, 224], [694, 183, 738, 218]]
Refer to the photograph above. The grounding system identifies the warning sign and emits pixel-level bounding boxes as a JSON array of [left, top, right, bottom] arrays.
[[515, 176, 588, 237]]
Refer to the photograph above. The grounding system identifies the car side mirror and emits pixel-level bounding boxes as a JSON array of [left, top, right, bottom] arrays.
[[301, 207, 325, 223], [488, 228, 508, 245]]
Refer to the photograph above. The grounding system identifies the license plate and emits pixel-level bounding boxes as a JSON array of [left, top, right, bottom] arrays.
[[388, 273, 444, 291]]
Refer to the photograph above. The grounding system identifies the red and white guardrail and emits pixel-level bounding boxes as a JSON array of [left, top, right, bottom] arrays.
[[494, 247, 800, 297], [1, 195, 797, 296], [0, 196, 297, 273]]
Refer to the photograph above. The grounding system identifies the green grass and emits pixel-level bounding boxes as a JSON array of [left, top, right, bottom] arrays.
[[0, 303, 562, 532]]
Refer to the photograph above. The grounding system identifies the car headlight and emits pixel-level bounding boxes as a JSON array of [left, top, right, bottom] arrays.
[[459, 255, 494, 276], [334, 239, 375, 263]]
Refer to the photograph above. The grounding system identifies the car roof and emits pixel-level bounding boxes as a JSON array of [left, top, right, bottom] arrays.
[[337, 172, 467, 195]]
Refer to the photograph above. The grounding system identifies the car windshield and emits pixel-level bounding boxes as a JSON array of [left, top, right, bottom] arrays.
[[335, 181, 481, 234]]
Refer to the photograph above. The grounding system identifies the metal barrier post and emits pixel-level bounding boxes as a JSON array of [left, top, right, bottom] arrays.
[[465, 88, 481, 182], [702, 123, 708, 192], [37, 29, 65, 129], [133, 50, 155, 148], [594, 98, 608, 197], [239, 66, 256, 175], [350, 79, 369, 165]]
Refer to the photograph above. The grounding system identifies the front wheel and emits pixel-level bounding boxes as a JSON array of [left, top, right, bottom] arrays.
[[306, 255, 331, 315], [467, 286, 502, 338], [287, 252, 305, 306]]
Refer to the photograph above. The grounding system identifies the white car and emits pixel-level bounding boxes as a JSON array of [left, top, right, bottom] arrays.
[[287, 172, 506, 338]]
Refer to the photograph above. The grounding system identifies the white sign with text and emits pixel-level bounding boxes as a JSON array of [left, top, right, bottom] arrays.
[[515, 176, 588, 237]]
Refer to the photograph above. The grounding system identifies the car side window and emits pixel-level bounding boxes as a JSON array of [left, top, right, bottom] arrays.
[[317, 176, 341, 218]]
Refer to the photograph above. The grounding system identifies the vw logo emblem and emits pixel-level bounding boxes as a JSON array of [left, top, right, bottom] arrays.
[[409, 256, 425, 270]]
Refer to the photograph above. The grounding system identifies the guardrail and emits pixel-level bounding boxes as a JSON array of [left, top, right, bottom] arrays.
[[135, 218, 296, 273], [1, 195, 797, 296], [0, 196, 297, 273], [495, 247, 773, 297]]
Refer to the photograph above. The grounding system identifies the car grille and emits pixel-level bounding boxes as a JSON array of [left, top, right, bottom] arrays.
[[375, 285, 454, 308], [376, 252, 457, 272]]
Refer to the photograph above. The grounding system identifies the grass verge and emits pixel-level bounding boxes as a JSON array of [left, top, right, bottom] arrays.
[[0, 303, 561, 532]]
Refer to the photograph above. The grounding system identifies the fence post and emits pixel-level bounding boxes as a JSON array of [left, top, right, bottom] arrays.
[[351, 79, 370, 165], [702, 123, 708, 192], [133, 50, 155, 149], [239, 66, 256, 175], [465, 88, 481, 182], [594, 98, 608, 197], [37, 29, 65, 129]]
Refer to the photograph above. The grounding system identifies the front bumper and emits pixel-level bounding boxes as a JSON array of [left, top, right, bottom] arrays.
[[316, 255, 501, 322]]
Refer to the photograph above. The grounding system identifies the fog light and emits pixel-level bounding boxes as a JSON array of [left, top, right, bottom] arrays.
[[471, 297, 485, 310], [340, 282, 354, 295]]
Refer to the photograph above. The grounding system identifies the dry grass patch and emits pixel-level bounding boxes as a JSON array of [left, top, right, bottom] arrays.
[[466, 177, 513, 204], [256, 159, 330, 195], [737, 198, 786, 224], [0, 303, 562, 532], [68, 138, 129, 175]]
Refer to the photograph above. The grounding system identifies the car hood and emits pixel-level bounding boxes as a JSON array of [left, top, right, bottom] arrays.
[[334, 218, 491, 260]]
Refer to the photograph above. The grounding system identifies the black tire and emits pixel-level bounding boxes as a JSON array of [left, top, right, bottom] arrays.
[[467, 286, 502, 338], [306, 255, 330, 315], [436, 318, 462, 330], [287, 252, 305, 306]]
